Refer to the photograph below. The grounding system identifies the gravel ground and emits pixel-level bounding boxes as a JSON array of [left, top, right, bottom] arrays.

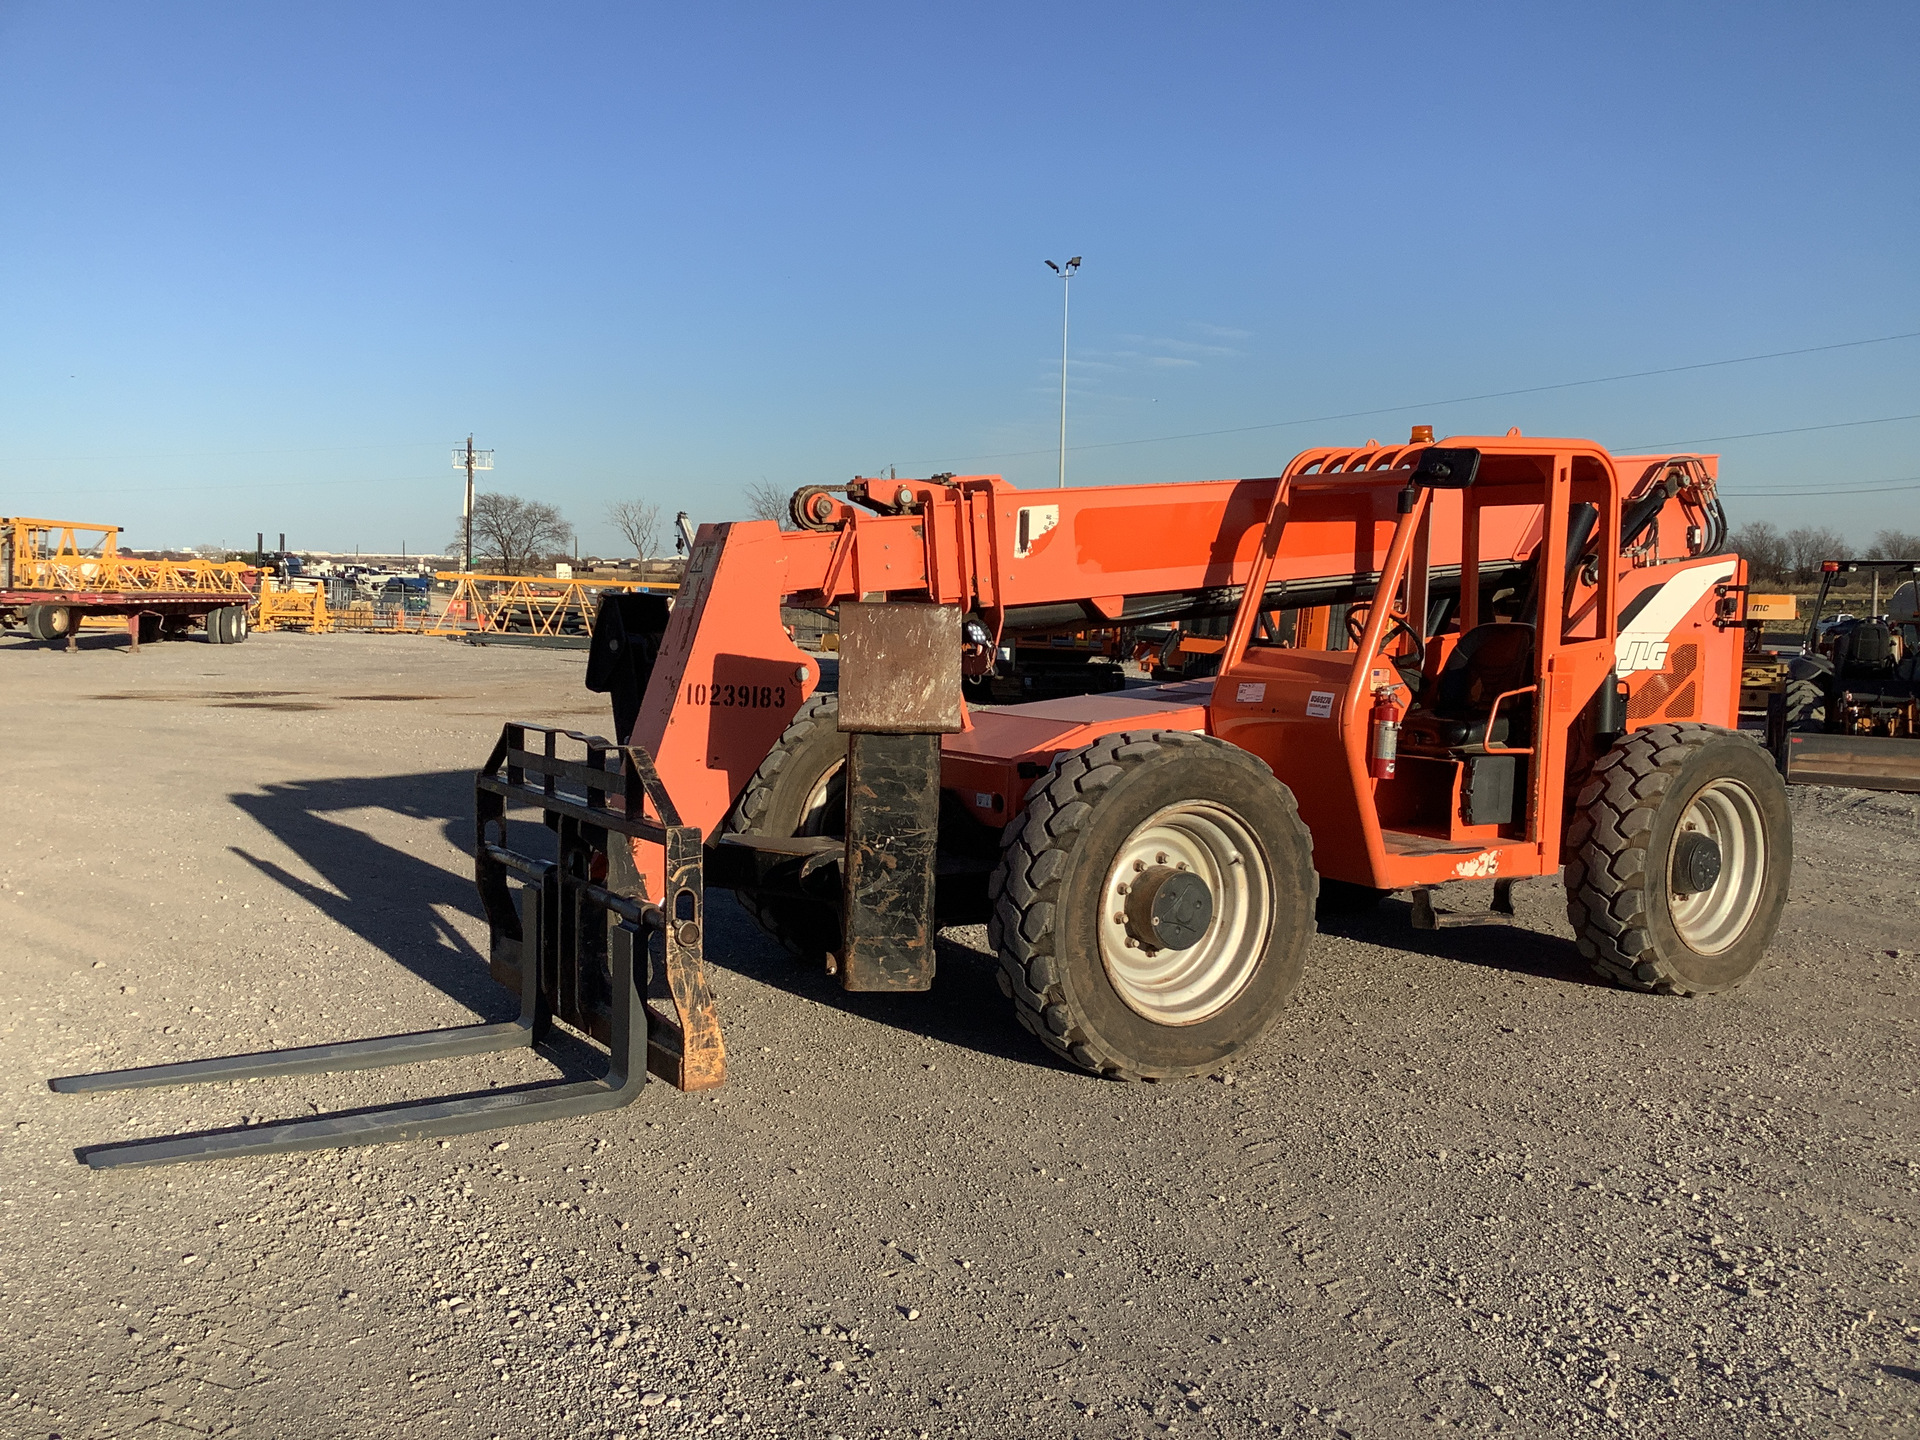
[[2, 629, 1917, 1439]]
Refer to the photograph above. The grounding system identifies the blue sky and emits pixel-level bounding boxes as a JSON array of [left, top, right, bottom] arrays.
[[2, 2, 1916, 556]]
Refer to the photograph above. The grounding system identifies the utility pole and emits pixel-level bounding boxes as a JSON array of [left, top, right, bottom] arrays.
[[1044, 257, 1081, 487], [452, 435, 494, 571]]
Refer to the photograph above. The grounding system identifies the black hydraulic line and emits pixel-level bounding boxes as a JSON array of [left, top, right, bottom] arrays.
[[1621, 475, 1683, 549]]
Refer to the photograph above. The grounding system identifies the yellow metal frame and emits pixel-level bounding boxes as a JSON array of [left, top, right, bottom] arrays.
[[251, 577, 334, 634], [3, 516, 253, 595], [330, 600, 445, 634], [435, 571, 677, 637]]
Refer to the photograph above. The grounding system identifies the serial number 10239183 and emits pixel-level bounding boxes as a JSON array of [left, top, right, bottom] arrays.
[[684, 682, 788, 709]]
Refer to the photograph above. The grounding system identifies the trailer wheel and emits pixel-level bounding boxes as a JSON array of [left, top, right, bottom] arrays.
[[207, 606, 248, 644], [723, 692, 848, 962], [989, 729, 1316, 1080], [1565, 723, 1791, 995], [27, 604, 74, 643]]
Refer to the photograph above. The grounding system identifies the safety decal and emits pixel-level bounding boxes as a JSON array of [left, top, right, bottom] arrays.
[[1013, 505, 1060, 559], [1305, 690, 1335, 718], [1235, 682, 1266, 703]]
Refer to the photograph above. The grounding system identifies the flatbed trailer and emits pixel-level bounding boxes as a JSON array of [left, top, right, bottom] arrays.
[[0, 587, 252, 650], [1, 516, 255, 650]]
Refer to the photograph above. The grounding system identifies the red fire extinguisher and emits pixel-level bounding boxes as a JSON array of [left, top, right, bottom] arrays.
[[1368, 689, 1402, 779]]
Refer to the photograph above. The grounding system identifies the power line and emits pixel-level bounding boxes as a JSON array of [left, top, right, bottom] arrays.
[[1720, 470, 1920, 492], [926, 327, 1920, 466], [1622, 413, 1920, 451], [1722, 477, 1920, 498], [0, 439, 444, 465], [3, 473, 446, 499]]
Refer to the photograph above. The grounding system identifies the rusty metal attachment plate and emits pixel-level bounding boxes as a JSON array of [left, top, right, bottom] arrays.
[[840, 731, 940, 991], [836, 602, 963, 734]]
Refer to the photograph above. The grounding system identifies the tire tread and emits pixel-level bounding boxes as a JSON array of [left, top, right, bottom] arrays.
[[1564, 722, 1762, 995], [988, 728, 1315, 1079]]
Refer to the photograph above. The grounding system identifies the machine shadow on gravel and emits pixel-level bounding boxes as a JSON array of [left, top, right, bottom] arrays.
[[219, 766, 1605, 1070], [224, 769, 546, 1016], [224, 765, 1062, 1072], [705, 894, 1071, 1074], [1315, 885, 1609, 990]]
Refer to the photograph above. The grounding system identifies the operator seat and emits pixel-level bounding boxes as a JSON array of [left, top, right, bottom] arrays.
[[1838, 618, 1895, 673], [1401, 622, 1536, 753]]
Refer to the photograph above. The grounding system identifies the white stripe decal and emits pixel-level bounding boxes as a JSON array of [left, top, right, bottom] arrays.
[[1615, 560, 1735, 674]]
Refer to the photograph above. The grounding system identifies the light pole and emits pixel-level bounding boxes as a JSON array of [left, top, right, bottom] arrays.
[[452, 435, 493, 571], [1044, 257, 1081, 487]]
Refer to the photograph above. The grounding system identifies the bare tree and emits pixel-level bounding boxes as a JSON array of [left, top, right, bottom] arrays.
[[744, 480, 789, 526], [1784, 525, 1848, 583], [1728, 520, 1789, 582], [606, 499, 662, 561], [455, 493, 573, 575], [1866, 528, 1920, 560]]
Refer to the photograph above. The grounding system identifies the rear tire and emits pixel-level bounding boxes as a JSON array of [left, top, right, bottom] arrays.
[[1782, 677, 1827, 732], [24, 604, 53, 642], [988, 729, 1317, 1080], [1565, 723, 1791, 995], [723, 693, 848, 962]]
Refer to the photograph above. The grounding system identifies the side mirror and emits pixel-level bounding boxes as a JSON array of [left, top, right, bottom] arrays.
[[1412, 447, 1481, 489]]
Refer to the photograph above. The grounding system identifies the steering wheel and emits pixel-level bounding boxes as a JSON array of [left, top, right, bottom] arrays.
[[1346, 602, 1422, 657], [1346, 602, 1426, 695]]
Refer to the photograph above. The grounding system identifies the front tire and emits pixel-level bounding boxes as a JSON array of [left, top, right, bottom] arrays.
[[1565, 723, 1792, 995], [723, 693, 848, 963], [989, 729, 1317, 1080]]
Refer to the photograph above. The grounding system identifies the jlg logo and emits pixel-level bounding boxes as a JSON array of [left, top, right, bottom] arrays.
[[1616, 639, 1670, 674]]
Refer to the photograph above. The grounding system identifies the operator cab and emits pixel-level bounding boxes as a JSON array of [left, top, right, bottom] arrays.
[[1209, 436, 1629, 892]]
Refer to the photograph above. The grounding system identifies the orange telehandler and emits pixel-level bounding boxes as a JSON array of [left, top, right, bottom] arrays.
[[53, 428, 1789, 1166]]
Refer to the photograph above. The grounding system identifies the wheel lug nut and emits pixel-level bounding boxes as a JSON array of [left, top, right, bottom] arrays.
[[1155, 853, 1168, 865]]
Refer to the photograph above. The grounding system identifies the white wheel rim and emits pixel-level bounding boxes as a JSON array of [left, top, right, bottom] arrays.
[[1097, 801, 1272, 1026], [799, 761, 845, 838], [1668, 777, 1767, 956]]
